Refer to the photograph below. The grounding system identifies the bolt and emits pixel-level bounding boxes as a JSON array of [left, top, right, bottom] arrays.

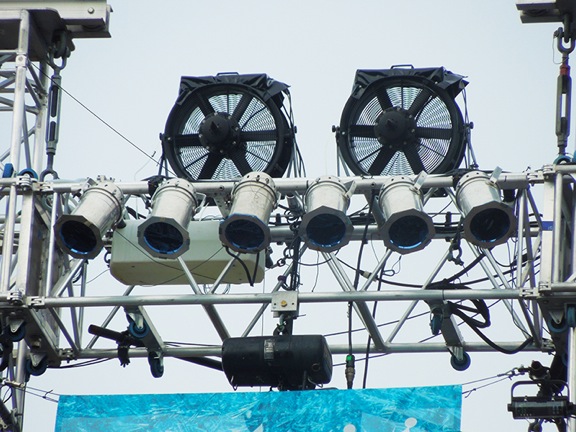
[[281, 300, 288, 307], [87, 7, 95, 14]]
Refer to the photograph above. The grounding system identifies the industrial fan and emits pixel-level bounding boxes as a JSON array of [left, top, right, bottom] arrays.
[[162, 73, 295, 181], [336, 67, 467, 177]]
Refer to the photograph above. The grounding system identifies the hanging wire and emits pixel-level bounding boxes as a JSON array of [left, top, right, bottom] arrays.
[[30, 63, 170, 176], [461, 368, 522, 398]]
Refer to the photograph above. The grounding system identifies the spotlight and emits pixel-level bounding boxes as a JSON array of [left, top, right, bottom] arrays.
[[456, 171, 516, 248], [54, 181, 124, 259], [299, 176, 353, 252], [219, 172, 277, 253], [138, 178, 197, 259], [378, 176, 435, 254]]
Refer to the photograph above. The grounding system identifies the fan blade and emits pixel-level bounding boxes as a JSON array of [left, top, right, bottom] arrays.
[[230, 150, 252, 175], [403, 143, 425, 174], [231, 94, 252, 121], [407, 88, 432, 115], [367, 146, 397, 175], [377, 90, 393, 111], [193, 92, 215, 117], [240, 130, 277, 142], [349, 124, 377, 139], [197, 153, 223, 179], [416, 127, 452, 140], [172, 134, 201, 147]]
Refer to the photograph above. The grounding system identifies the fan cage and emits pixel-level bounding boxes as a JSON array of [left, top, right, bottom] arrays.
[[337, 71, 466, 177], [162, 76, 294, 182]]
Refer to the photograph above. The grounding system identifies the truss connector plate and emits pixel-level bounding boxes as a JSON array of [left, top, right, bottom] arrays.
[[272, 291, 298, 318], [542, 164, 555, 179], [521, 286, 542, 298], [27, 296, 44, 308], [6, 291, 23, 306]]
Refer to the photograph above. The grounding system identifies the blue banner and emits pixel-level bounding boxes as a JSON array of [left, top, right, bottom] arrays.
[[56, 385, 461, 432]]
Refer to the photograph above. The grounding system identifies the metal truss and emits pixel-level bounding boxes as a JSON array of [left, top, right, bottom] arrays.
[[2, 2, 576, 432], [0, 3, 110, 429], [0, 171, 552, 361]]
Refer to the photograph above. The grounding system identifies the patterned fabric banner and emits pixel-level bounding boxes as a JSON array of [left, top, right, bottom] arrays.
[[56, 385, 461, 431]]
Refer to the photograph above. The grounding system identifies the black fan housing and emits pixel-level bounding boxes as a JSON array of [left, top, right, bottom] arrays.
[[162, 73, 294, 181], [336, 67, 467, 177]]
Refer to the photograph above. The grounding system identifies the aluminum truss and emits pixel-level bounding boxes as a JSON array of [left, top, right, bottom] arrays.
[[0, 2, 110, 429], [1, 2, 576, 432]]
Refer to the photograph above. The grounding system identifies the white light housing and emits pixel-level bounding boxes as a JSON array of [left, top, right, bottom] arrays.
[[138, 178, 197, 259], [378, 176, 435, 254], [54, 181, 124, 259], [219, 172, 277, 253], [299, 176, 353, 252], [456, 171, 516, 248]]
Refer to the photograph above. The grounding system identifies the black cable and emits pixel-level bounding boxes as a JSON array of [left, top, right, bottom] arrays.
[[224, 246, 254, 287], [251, 251, 260, 286], [345, 191, 377, 389], [58, 358, 111, 369], [362, 262, 385, 389]]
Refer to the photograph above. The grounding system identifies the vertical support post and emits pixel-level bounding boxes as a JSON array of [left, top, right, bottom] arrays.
[[1, 11, 30, 293], [552, 172, 565, 284], [14, 342, 28, 429], [568, 327, 576, 432]]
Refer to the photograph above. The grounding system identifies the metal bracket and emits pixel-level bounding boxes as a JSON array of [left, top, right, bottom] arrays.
[[538, 281, 552, 292], [123, 306, 164, 355], [27, 296, 44, 307], [6, 291, 23, 305], [522, 287, 541, 298], [543, 164, 555, 179], [271, 291, 298, 317]]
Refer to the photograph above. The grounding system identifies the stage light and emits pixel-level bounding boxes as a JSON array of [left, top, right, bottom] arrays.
[[299, 176, 353, 252], [455, 171, 516, 248], [219, 172, 277, 253], [378, 176, 435, 254], [138, 178, 198, 259], [54, 181, 124, 259]]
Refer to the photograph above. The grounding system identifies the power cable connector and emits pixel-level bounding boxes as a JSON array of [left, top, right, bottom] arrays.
[[345, 354, 355, 389]]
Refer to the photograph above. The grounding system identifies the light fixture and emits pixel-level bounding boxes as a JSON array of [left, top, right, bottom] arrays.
[[378, 175, 435, 254], [455, 170, 516, 248], [299, 176, 353, 252], [137, 178, 197, 259], [219, 172, 277, 253], [54, 181, 124, 259], [221, 335, 332, 390]]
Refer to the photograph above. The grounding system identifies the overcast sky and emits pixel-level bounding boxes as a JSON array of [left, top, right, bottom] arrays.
[[16, 1, 571, 431]]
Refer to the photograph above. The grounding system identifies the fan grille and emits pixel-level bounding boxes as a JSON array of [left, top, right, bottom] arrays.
[[163, 79, 293, 181], [338, 76, 464, 177]]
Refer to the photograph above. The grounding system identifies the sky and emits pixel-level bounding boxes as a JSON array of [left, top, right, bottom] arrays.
[[11, 1, 573, 431]]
